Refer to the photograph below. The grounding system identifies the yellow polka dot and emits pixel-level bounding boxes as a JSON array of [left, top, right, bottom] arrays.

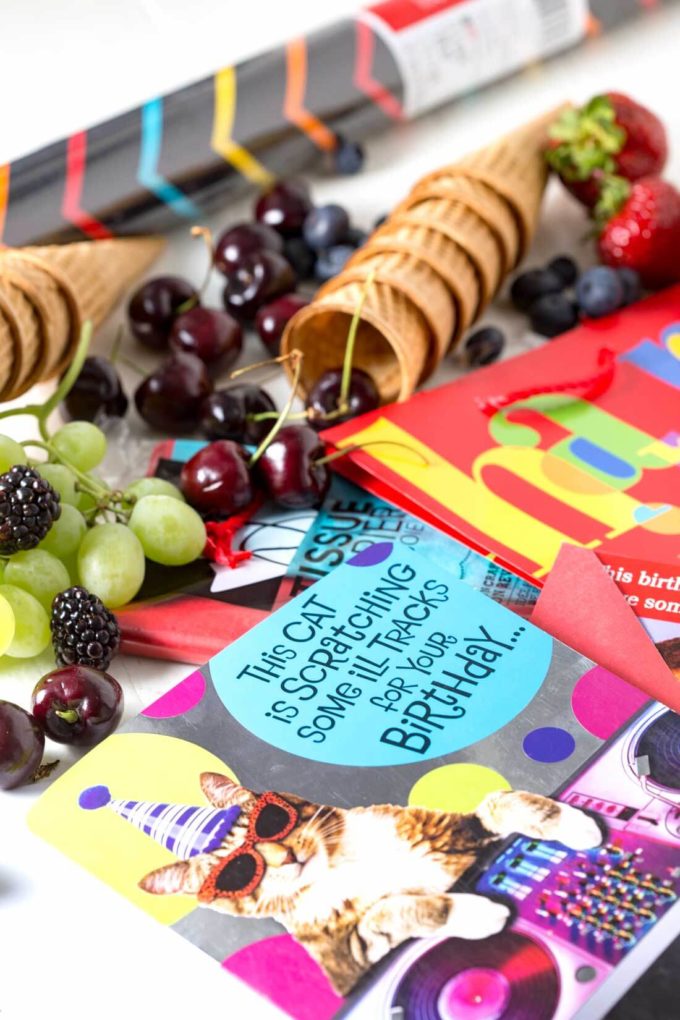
[[0, 593, 15, 656], [408, 763, 511, 814], [665, 331, 680, 358]]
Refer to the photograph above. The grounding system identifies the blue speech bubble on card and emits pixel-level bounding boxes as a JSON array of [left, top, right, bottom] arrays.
[[210, 545, 552, 767]]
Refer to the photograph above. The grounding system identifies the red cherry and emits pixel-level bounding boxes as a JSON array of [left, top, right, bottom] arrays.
[[180, 440, 253, 514], [134, 352, 213, 434], [32, 666, 123, 747], [128, 275, 198, 350], [214, 222, 284, 276], [223, 251, 296, 321], [255, 425, 330, 509], [254, 180, 313, 237], [255, 294, 309, 356], [169, 307, 243, 373], [0, 700, 44, 790], [306, 367, 379, 429]]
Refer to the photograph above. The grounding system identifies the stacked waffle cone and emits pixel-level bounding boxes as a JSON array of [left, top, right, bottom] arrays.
[[282, 107, 567, 403], [0, 237, 165, 401]]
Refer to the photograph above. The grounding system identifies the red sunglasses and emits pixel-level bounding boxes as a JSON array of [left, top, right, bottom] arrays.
[[198, 792, 298, 901]]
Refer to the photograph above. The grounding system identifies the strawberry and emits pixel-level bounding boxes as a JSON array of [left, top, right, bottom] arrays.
[[597, 176, 680, 289], [546, 93, 668, 209]]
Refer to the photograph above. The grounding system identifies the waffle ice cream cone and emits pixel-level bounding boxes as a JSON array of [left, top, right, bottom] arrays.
[[0, 236, 165, 400], [281, 279, 430, 403], [282, 106, 563, 401], [407, 175, 520, 272], [393, 198, 503, 307], [350, 224, 478, 347], [0, 289, 21, 399], [319, 250, 455, 373]]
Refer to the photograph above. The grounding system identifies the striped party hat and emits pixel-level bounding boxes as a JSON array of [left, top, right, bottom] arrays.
[[78, 785, 241, 858]]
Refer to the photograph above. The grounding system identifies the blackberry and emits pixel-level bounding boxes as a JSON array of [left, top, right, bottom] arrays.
[[0, 465, 61, 555], [51, 586, 120, 670]]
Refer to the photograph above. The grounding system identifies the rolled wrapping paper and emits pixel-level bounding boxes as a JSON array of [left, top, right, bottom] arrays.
[[0, 0, 671, 246], [0, 236, 165, 400], [281, 106, 565, 403]]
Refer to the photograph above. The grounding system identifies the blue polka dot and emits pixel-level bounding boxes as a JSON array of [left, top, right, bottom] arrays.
[[523, 727, 576, 763], [347, 542, 393, 567]]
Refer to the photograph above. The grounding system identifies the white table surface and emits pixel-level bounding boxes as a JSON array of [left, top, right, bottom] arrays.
[[2, 2, 680, 1017]]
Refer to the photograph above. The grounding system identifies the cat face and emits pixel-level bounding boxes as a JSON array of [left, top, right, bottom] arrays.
[[139, 772, 345, 919]]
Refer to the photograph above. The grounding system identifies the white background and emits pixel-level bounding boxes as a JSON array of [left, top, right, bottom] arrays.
[[2, 1, 680, 1018]]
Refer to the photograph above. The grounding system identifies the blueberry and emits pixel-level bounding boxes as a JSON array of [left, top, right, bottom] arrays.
[[345, 226, 369, 248], [510, 268, 563, 311], [547, 255, 578, 287], [529, 293, 579, 338], [314, 244, 355, 282], [303, 205, 351, 251], [464, 327, 506, 367], [332, 137, 365, 176], [576, 266, 624, 318], [283, 237, 316, 281], [617, 267, 642, 306]]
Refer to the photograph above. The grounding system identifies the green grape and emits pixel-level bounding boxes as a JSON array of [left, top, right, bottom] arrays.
[[77, 522, 145, 608], [0, 584, 50, 658], [5, 549, 70, 611], [0, 592, 15, 656], [0, 435, 27, 474], [128, 495, 206, 566], [38, 463, 79, 507], [123, 477, 185, 505], [52, 421, 107, 472], [38, 503, 87, 558]]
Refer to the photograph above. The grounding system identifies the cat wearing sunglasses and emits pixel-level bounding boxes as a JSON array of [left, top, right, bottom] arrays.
[[140, 771, 601, 995]]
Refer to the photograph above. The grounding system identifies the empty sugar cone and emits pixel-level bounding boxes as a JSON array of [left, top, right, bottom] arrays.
[[319, 250, 455, 373], [21, 235, 165, 331], [0, 290, 21, 400], [358, 223, 479, 343], [0, 253, 72, 379], [393, 198, 503, 307], [405, 175, 520, 272], [445, 106, 566, 251], [281, 279, 430, 403], [0, 274, 46, 400]]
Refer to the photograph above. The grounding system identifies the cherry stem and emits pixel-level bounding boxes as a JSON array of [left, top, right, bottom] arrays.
[[55, 708, 79, 725], [315, 440, 431, 469], [109, 326, 124, 366], [248, 350, 304, 468], [191, 225, 216, 299], [0, 320, 93, 440], [231, 350, 296, 380], [339, 270, 374, 412]]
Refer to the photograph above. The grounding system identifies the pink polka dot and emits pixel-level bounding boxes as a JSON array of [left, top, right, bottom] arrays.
[[571, 666, 648, 739], [142, 670, 206, 719], [222, 934, 343, 1020]]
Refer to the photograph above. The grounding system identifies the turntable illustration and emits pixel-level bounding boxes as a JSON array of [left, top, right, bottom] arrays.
[[343, 704, 680, 1019]]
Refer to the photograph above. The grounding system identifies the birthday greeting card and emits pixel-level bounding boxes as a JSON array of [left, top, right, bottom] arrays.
[[323, 287, 680, 587], [30, 541, 680, 1019]]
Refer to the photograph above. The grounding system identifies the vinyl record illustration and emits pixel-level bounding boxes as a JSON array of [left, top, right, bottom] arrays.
[[389, 929, 559, 1020], [635, 710, 680, 792]]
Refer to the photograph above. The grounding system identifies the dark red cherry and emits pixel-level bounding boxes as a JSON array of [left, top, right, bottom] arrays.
[[306, 367, 379, 430], [255, 425, 330, 509], [128, 275, 198, 350], [254, 294, 308, 356], [0, 700, 44, 790], [214, 222, 284, 276], [32, 666, 123, 747], [169, 306, 243, 373], [62, 356, 128, 422], [254, 180, 313, 237], [134, 352, 212, 434], [223, 251, 296, 320], [180, 440, 253, 515], [199, 384, 276, 444]]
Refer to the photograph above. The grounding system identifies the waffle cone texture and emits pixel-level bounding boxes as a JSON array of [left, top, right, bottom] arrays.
[[282, 106, 566, 403], [0, 236, 165, 401]]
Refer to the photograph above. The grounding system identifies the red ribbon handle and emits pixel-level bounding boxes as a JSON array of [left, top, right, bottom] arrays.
[[476, 347, 617, 417], [203, 493, 265, 568]]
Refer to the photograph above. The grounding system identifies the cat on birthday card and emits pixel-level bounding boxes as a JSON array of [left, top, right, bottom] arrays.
[[139, 772, 601, 995]]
